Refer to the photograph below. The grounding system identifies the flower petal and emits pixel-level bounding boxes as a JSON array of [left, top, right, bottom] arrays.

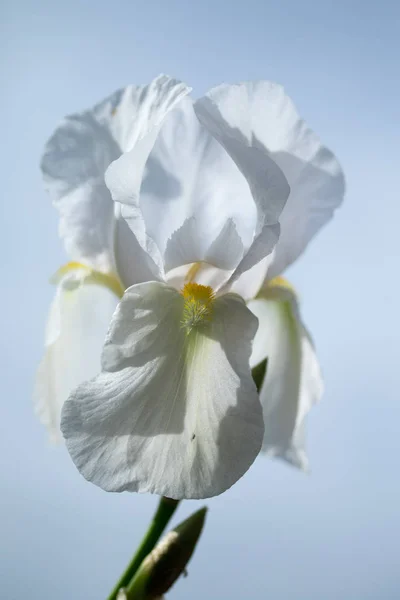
[[34, 270, 119, 441], [42, 75, 189, 276], [248, 287, 323, 469], [198, 81, 345, 279], [105, 78, 191, 278], [61, 282, 263, 499], [41, 88, 125, 271], [164, 216, 244, 273], [139, 96, 256, 271], [107, 89, 290, 283], [113, 203, 163, 287], [194, 83, 291, 281], [228, 254, 274, 301]]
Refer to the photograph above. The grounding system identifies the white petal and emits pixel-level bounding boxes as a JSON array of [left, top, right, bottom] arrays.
[[113, 202, 162, 287], [194, 84, 291, 281], [165, 262, 234, 293], [108, 89, 290, 284], [61, 282, 263, 499], [248, 288, 323, 469], [139, 96, 256, 270], [105, 78, 191, 278], [199, 81, 345, 278], [42, 75, 188, 276], [228, 253, 274, 301], [34, 271, 119, 441], [41, 88, 126, 271], [164, 216, 244, 273]]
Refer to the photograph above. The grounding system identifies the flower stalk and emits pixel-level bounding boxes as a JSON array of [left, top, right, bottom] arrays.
[[107, 496, 180, 600], [124, 507, 207, 599]]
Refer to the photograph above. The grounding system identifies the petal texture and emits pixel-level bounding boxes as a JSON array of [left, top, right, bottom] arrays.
[[41, 88, 125, 271], [228, 254, 274, 301], [42, 75, 189, 277], [195, 84, 291, 284], [113, 203, 163, 287], [196, 81, 345, 279], [61, 282, 263, 499], [105, 79, 192, 278], [34, 270, 119, 441], [139, 97, 256, 271], [107, 89, 290, 286], [248, 286, 323, 469]]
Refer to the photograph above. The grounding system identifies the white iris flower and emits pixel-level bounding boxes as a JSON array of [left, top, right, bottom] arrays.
[[35, 75, 344, 499]]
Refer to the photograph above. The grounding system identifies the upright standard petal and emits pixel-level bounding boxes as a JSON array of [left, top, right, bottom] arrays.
[[107, 91, 289, 285], [61, 282, 264, 499], [194, 84, 291, 283], [138, 96, 256, 270], [42, 75, 189, 277], [41, 88, 125, 271], [34, 268, 119, 441], [248, 284, 323, 470], [196, 81, 345, 279], [105, 78, 192, 278]]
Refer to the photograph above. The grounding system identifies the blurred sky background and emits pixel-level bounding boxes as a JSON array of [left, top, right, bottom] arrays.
[[1, 1, 399, 598]]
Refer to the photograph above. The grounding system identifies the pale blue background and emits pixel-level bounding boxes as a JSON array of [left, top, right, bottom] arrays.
[[2, 1, 399, 598]]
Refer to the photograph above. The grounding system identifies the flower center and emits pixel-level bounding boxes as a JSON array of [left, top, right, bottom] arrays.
[[181, 282, 215, 333]]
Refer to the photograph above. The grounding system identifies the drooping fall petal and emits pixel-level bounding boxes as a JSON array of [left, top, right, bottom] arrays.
[[249, 285, 323, 469], [61, 281, 264, 498], [35, 269, 119, 440]]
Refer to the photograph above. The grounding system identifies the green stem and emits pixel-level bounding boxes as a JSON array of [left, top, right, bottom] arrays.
[[106, 496, 180, 600]]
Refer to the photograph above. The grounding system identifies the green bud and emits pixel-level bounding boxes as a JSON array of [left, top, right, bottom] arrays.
[[125, 507, 207, 599]]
